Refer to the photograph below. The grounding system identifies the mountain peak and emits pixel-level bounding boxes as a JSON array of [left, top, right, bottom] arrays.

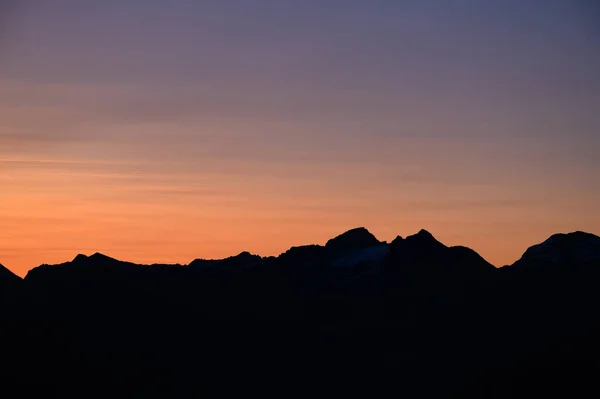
[[548, 231, 599, 242], [235, 251, 255, 259], [517, 231, 600, 266], [90, 252, 113, 260], [416, 229, 435, 238], [72, 254, 89, 263], [405, 229, 446, 249], [390, 235, 404, 245], [325, 227, 380, 251]]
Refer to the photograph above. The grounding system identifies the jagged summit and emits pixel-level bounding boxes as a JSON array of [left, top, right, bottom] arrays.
[[325, 227, 380, 251], [516, 231, 600, 266]]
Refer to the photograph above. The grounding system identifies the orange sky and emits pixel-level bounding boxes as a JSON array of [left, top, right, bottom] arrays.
[[1, 129, 598, 277], [1, 2, 599, 277]]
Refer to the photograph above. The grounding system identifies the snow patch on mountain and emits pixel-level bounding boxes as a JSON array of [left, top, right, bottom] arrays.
[[330, 244, 390, 268]]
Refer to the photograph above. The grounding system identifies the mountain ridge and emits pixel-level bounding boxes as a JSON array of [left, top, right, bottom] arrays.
[[1, 228, 600, 397], [3, 228, 599, 277]]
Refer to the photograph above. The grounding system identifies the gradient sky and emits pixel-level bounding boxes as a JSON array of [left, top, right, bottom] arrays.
[[1, 0, 599, 276]]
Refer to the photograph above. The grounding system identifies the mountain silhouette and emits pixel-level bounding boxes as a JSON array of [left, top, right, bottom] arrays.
[[514, 231, 600, 267], [1, 228, 599, 397], [0, 262, 20, 285], [188, 251, 264, 273], [325, 226, 381, 251], [0, 262, 21, 306], [383, 230, 494, 281]]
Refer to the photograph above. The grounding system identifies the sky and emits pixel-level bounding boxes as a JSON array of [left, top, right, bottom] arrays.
[[1, 0, 599, 276]]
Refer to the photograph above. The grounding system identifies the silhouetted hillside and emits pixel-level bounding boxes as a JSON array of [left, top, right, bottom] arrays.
[[0, 228, 599, 397], [0, 262, 20, 285], [0, 262, 21, 307], [325, 226, 381, 251], [513, 231, 600, 268]]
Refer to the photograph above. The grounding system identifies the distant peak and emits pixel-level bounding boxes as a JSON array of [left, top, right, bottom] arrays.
[[325, 227, 380, 251], [405, 229, 446, 248], [71, 253, 116, 264], [546, 231, 599, 242], [340, 227, 370, 235], [189, 251, 262, 267], [236, 251, 253, 258], [89, 252, 117, 262], [72, 254, 89, 262], [417, 229, 434, 238], [390, 235, 404, 245], [230, 251, 262, 262], [518, 231, 600, 265], [537, 231, 600, 249]]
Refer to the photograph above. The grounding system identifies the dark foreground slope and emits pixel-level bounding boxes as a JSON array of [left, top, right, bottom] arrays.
[[1, 228, 600, 397]]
